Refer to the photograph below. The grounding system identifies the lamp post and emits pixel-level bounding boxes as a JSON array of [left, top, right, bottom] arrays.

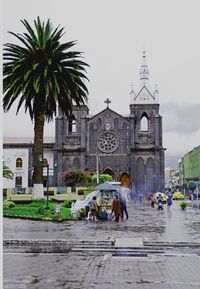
[[45, 163, 50, 210], [96, 150, 99, 184]]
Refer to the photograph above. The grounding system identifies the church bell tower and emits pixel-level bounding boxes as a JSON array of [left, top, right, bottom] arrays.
[[129, 51, 165, 195]]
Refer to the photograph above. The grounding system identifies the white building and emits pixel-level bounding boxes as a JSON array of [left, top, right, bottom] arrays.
[[3, 137, 55, 190]]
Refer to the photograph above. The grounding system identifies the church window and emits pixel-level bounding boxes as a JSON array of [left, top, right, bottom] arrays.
[[64, 158, 71, 170], [68, 117, 76, 133], [15, 176, 22, 187], [89, 123, 94, 131], [72, 120, 77, 133], [140, 115, 148, 132], [97, 133, 119, 153], [97, 118, 102, 130], [114, 118, 119, 130], [73, 158, 81, 169], [16, 158, 23, 168], [122, 122, 127, 130]]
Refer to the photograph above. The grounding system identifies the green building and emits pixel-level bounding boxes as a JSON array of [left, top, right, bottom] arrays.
[[181, 145, 200, 184]]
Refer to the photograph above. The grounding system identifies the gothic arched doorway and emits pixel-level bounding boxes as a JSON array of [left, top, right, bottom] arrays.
[[103, 168, 115, 180], [120, 173, 131, 188]]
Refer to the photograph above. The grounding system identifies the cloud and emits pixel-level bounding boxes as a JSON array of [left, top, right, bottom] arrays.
[[161, 102, 200, 134]]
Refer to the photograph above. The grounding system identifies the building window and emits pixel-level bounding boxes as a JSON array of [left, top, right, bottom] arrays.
[[72, 120, 77, 133], [43, 158, 48, 166], [15, 176, 22, 187], [16, 158, 23, 168], [68, 119, 77, 133], [140, 115, 148, 132]]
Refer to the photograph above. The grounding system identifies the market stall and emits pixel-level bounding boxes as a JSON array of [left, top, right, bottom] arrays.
[[95, 183, 118, 220], [73, 182, 130, 220]]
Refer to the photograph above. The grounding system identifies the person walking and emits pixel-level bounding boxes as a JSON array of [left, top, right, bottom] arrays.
[[119, 194, 129, 220], [149, 194, 156, 208], [167, 194, 172, 212], [157, 194, 163, 210], [112, 195, 121, 222], [89, 196, 98, 221]]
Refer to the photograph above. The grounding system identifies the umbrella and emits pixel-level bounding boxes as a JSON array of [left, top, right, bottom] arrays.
[[95, 182, 118, 191]]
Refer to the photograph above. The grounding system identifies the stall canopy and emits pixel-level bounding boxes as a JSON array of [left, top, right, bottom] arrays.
[[95, 182, 118, 191]]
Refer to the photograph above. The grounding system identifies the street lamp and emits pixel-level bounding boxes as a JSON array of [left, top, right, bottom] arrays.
[[96, 151, 99, 184], [44, 163, 50, 210]]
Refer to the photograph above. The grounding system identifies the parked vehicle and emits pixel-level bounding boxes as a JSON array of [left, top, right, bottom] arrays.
[[172, 192, 185, 200]]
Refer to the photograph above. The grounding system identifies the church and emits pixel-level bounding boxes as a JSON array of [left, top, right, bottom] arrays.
[[54, 52, 165, 195], [3, 52, 165, 195]]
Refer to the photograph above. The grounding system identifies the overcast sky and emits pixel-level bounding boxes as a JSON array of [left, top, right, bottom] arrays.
[[3, 0, 200, 166]]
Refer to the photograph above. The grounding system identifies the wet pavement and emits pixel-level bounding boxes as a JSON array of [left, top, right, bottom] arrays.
[[3, 200, 200, 288]]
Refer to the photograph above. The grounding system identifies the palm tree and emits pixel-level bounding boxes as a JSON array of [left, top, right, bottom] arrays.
[[3, 17, 89, 198], [3, 162, 14, 180]]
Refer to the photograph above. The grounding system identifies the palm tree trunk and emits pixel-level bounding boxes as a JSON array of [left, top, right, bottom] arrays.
[[32, 112, 45, 199]]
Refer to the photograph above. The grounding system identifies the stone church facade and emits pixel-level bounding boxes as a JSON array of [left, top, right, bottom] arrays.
[[54, 52, 165, 195]]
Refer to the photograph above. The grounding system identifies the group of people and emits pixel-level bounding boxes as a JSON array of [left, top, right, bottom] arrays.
[[88, 193, 129, 222], [149, 193, 172, 211]]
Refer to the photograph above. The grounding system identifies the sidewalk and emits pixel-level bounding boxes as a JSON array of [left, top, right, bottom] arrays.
[[3, 200, 200, 289]]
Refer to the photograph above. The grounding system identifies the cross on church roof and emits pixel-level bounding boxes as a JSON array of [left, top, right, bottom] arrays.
[[104, 98, 111, 108]]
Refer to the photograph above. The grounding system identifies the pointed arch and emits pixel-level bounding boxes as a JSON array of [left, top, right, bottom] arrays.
[[63, 158, 71, 170], [146, 157, 156, 193], [122, 122, 127, 130], [97, 118, 102, 130], [140, 112, 149, 132], [120, 172, 131, 188], [72, 120, 77, 133], [68, 115, 76, 133], [136, 157, 145, 194], [103, 168, 114, 180], [72, 158, 81, 169], [114, 118, 119, 130], [89, 123, 94, 131]]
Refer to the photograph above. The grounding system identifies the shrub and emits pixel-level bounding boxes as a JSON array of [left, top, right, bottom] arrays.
[[91, 174, 112, 183], [180, 201, 187, 210], [63, 199, 76, 208]]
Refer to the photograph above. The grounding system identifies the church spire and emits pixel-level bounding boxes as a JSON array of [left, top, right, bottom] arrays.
[[140, 50, 149, 82]]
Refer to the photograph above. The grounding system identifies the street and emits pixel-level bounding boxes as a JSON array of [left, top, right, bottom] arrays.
[[3, 200, 200, 289]]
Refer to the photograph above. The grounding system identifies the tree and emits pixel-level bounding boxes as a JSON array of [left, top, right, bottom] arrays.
[[3, 17, 89, 198], [3, 162, 14, 180], [188, 181, 196, 192], [63, 169, 91, 187]]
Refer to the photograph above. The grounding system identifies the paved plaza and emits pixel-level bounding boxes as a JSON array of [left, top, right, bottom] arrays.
[[3, 200, 200, 289]]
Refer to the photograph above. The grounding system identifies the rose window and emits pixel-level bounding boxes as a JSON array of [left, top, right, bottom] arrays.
[[97, 133, 119, 153]]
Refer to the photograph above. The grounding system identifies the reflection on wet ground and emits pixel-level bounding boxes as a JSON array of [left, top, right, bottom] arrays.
[[3, 200, 200, 242], [3, 200, 200, 289]]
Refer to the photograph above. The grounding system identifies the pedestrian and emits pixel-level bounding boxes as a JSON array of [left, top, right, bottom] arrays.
[[149, 194, 156, 208], [55, 203, 61, 217], [119, 194, 129, 220], [89, 196, 98, 221], [138, 193, 143, 204], [112, 194, 121, 222], [167, 194, 172, 212], [157, 194, 163, 210]]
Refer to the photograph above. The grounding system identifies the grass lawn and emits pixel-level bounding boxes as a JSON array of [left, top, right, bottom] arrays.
[[3, 200, 71, 221]]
